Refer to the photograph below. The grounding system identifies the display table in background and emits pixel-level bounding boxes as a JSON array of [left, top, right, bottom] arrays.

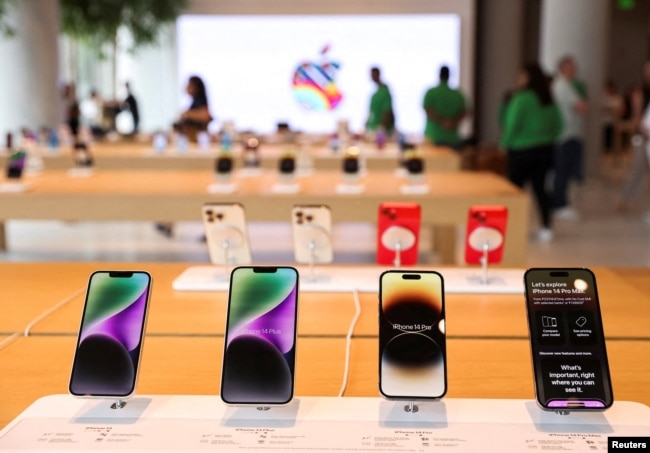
[[0, 395, 648, 452], [0, 169, 529, 265], [0, 142, 461, 172]]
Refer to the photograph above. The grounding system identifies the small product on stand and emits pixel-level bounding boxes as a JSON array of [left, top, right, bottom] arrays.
[[379, 270, 447, 413], [404, 149, 425, 185], [152, 131, 168, 154], [292, 205, 333, 282], [376, 202, 421, 266], [342, 146, 361, 184], [243, 137, 261, 169], [202, 203, 252, 280], [214, 152, 234, 182], [69, 271, 152, 410], [464, 205, 508, 284], [221, 266, 299, 407]]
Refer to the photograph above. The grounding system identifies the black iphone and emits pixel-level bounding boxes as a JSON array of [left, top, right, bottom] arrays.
[[524, 268, 613, 410], [221, 266, 299, 405], [69, 271, 152, 398], [379, 270, 447, 400]]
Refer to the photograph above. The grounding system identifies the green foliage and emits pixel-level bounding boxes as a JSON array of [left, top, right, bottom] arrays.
[[60, 0, 187, 49], [0, 0, 17, 37]]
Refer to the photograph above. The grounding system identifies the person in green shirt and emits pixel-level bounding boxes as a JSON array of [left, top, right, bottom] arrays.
[[423, 65, 466, 149], [366, 67, 395, 135], [500, 63, 563, 242]]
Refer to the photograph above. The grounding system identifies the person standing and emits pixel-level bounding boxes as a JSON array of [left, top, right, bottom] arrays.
[[551, 55, 588, 219], [422, 65, 466, 149], [80, 89, 106, 139], [174, 75, 213, 142], [618, 61, 650, 215], [366, 67, 395, 136], [62, 83, 80, 142], [500, 63, 563, 242], [123, 81, 140, 135]]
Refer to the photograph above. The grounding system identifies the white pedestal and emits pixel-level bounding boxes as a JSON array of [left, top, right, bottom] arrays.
[[67, 168, 95, 178], [172, 266, 525, 294], [271, 182, 300, 194], [237, 167, 263, 178], [335, 183, 365, 194], [399, 183, 430, 195], [0, 181, 29, 193], [0, 395, 648, 452], [206, 182, 238, 194]]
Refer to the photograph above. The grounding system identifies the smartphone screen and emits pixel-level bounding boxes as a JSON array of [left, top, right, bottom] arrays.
[[221, 266, 299, 405], [6, 150, 26, 179], [524, 268, 613, 410], [379, 270, 446, 400], [69, 271, 151, 397]]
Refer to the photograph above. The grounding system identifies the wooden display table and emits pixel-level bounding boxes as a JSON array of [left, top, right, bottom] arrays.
[[0, 262, 649, 434], [1, 142, 461, 172], [0, 169, 529, 265], [3, 263, 650, 340]]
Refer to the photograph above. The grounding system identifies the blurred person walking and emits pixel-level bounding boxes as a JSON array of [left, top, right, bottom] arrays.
[[500, 63, 563, 242], [551, 55, 588, 220]]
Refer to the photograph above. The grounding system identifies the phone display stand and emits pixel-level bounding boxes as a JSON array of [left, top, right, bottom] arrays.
[[25, 155, 45, 174], [335, 181, 365, 194], [111, 399, 127, 410], [272, 179, 301, 194], [172, 266, 524, 294], [295, 225, 332, 282], [5, 395, 648, 451], [0, 181, 28, 193], [238, 167, 263, 178], [399, 181, 430, 195], [67, 167, 94, 178], [404, 401, 419, 413], [207, 181, 238, 194], [207, 224, 248, 281], [380, 226, 416, 267], [393, 167, 408, 177], [467, 226, 504, 285], [296, 152, 314, 177]]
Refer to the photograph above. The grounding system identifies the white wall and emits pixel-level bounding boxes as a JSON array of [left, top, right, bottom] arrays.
[[0, 0, 60, 137]]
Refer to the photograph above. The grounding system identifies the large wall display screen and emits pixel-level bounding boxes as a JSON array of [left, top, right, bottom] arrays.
[[177, 14, 461, 135]]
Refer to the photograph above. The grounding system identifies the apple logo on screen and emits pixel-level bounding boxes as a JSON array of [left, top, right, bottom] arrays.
[[292, 44, 343, 111]]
